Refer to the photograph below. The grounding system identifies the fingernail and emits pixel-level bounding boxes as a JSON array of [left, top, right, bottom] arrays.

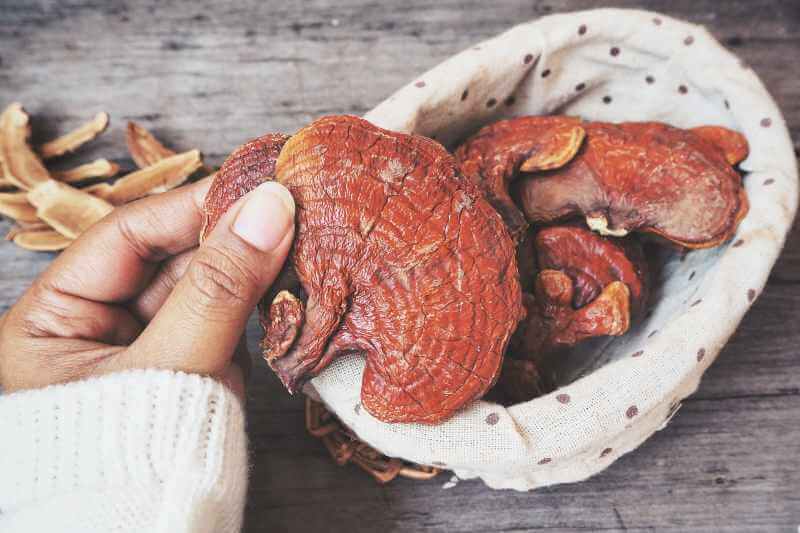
[[232, 182, 295, 252]]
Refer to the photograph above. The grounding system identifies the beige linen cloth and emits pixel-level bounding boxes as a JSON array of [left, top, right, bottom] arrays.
[[305, 8, 798, 490]]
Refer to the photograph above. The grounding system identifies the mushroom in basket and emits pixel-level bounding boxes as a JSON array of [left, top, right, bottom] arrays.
[[202, 115, 525, 424]]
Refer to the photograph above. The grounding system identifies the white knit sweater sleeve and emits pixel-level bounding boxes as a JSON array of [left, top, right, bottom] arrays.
[[0, 369, 248, 533]]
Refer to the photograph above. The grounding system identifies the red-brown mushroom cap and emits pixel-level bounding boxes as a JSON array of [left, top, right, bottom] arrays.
[[690, 125, 749, 165], [509, 224, 646, 360], [203, 115, 524, 424], [454, 116, 585, 242], [515, 121, 749, 248], [534, 224, 648, 317], [201, 133, 290, 240], [536, 270, 631, 348]]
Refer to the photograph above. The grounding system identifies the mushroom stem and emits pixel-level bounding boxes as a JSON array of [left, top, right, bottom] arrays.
[[266, 294, 347, 394], [586, 213, 629, 237]]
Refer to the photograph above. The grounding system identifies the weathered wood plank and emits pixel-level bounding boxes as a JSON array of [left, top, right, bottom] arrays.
[[1, 1, 798, 532], [242, 373, 799, 532], [1, 1, 798, 155]]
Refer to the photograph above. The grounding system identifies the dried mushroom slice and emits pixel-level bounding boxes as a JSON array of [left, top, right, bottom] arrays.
[[91, 150, 202, 205], [0, 153, 11, 189], [127, 122, 214, 175], [0, 103, 51, 190], [0, 191, 38, 223], [38, 112, 109, 159], [126, 121, 176, 168], [537, 271, 630, 347], [11, 227, 72, 251], [28, 180, 114, 239], [454, 116, 585, 241], [6, 221, 50, 238], [517, 121, 749, 248], [52, 158, 120, 183], [203, 116, 524, 424]]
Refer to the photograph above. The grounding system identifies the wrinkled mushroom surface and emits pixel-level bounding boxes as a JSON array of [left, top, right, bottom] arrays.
[[690, 125, 749, 166], [203, 115, 524, 424], [535, 224, 648, 316], [508, 271, 631, 362], [515, 119, 749, 248], [535, 269, 631, 349], [510, 224, 647, 360], [454, 116, 585, 242], [202, 133, 290, 238]]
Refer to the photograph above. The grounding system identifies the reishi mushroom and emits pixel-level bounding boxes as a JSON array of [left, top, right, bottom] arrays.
[[509, 224, 648, 359], [203, 115, 524, 424], [534, 269, 631, 349], [454, 116, 586, 242], [514, 119, 749, 248], [203, 113, 748, 418], [535, 224, 648, 317]]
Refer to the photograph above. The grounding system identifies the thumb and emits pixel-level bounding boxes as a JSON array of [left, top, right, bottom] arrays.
[[121, 181, 295, 376]]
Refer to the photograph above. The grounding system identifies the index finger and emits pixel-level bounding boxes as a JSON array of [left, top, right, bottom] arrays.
[[38, 177, 212, 303]]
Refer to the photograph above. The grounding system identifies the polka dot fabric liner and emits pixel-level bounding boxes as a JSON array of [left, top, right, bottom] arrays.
[[305, 8, 798, 491]]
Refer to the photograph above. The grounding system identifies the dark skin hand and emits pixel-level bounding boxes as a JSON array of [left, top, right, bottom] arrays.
[[0, 177, 295, 397]]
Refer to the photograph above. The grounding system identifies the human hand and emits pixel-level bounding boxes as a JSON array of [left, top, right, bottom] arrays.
[[0, 177, 295, 398]]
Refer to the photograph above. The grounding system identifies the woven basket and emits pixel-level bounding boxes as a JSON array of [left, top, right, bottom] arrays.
[[305, 398, 440, 483], [304, 8, 798, 490]]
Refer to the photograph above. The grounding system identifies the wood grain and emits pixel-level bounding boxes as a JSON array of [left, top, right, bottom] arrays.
[[1, 1, 798, 531]]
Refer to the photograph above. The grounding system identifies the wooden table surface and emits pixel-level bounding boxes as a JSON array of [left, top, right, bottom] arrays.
[[1, 1, 798, 531]]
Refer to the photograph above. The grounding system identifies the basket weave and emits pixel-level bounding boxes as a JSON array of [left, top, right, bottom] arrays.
[[305, 398, 440, 483]]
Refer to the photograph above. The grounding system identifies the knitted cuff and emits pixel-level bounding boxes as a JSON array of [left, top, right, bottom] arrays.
[[0, 370, 247, 532]]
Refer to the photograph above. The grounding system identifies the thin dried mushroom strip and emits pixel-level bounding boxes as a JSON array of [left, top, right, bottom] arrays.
[[52, 158, 120, 183], [38, 112, 109, 159], [28, 180, 113, 239], [91, 149, 202, 205], [0, 191, 38, 223], [11, 227, 72, 251], [0, 159, 13, 188], [0, 103, 51, 190], [126, 121, 176, 168], [515, 119, 749, 248], [454, 116, 585, 241], [82, 182, 112, 197], [6, 221, 50, 239], [203, 115, 524, 424]]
